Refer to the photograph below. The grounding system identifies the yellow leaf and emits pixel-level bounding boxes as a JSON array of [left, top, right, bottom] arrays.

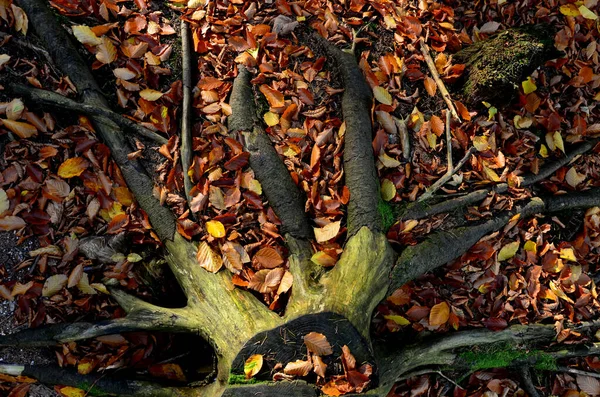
[[498, 241, 519, 261], [373, 86, 393, 105], [77, 361, 94, 375], [559, 247, 577, 262], [42, 274, 68, 297], [72, 25, 102, 45], [313, 221, 341, 243], [140, 88, 164, 101], [381, 179, 396, 201], [524, 240, 537, 254], [483, 165, 501, 182], [58, 157, 90, 178], [579, 5, 598, 20], [248, 179, 262, 195], [549, 280, 574, 303], [384, 314, 410, 326], [379, 152, 401, 168], [96, 36, 117, 64], [566, 167, 586, 187], [553, 131, 565, 153], [263, 111, 279, 126], [560, 4, 580, 16], [514, 115, 533, 129], [522, 77, 537, 94], [311, 251, 336, 267], [429, 302, 450, 326], [206, 220, 226, 238], [383, 14, 397, 30], [58, 386, 86, 397], [539, 144, 549, 158], [244, 354, 263, 379], [473, 136, 489, 151], [545, 132, 556, 151], [426, 132, 437, 150]]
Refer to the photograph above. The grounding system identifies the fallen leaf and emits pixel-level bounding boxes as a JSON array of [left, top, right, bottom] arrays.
[[1, 119, 37, 138], [429, 302, 449, 326], [284, 359, 313, 376], [42, 274, 68, 297], [72, 25, 102, 45], [206, 220, 226, 238], [304, 332, 333, 356], [373, 86, 392, 105], [197, 241, 223, 273], [314, 221, 341, 243], [58, 157, 89, 178], [498, 241, 520, 261], [244, 354, 263, 379]]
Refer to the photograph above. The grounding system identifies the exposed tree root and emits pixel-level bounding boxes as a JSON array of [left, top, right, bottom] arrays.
[[307, 33, 382, 235], [6, 82, 168, 145], [400, 137, 600, 221], [390, 188, 600, 292], [6, 2, 600, 396], [180, 19, 195, 213]]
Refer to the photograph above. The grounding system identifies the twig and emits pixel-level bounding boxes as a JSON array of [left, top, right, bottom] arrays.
[[556, 366, 600, 379], [180, 19, 195, 216], [419, 37, 460, 121], [418, 112, 476, 202], [0, 32, 54, 66], [7, 83, 167, 145]]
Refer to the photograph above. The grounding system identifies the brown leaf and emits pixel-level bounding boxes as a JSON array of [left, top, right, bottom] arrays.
[[424, 76, 437, 96], [197, 241, 223, 273], [313, 355, 327, 378], [1, 119, 37, 138], [68, 264, 84, 288], [304, 332, 333, 356], [341, 345, 356, 372], [249, 267, 284, 293], [253, 247, 284, 269], [0, 216, 26, 231], [149, 363, 186, 382], [283, 359, 313, 377]]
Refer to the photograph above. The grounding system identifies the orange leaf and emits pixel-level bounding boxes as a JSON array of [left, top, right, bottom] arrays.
[[58, 157, 90, 178], [197, 241, 223, 273], [424, 76, 437, 96], [429, 301, 450, 326], [149, 363, 186, 382], [284, 359, 313, 376], [1, 119, 37, 138], [259, 84, 285, 108], [454, 100, 471, 121]]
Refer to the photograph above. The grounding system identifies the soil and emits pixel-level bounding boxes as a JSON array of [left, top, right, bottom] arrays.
[[0, 231, 58, 397]]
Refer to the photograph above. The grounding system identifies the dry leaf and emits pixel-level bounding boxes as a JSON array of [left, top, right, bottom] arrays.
[[304, 332, 333, 356]]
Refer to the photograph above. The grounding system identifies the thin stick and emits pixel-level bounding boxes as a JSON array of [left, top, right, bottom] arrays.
[[180, 19, 195, 215], [8, 83, 167, 144], [419, 37, 460, 121], [556, 366, 600, 379], [418, 114, 476, 203]]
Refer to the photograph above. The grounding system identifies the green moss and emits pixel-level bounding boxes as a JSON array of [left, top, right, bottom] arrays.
[[76, 383, 111, 396], [459, 343, 557, 373], [453, 25, 559, 104], [378, 200, 396, 231], [228, 374, 261, 385]]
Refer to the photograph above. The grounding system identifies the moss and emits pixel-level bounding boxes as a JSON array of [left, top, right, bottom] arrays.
[[228, 374, 261, 385], [76, 383, 111, 396], [459, 343, 557, 374], [378, 200, 396, 231], [453, 25, 559, 105]]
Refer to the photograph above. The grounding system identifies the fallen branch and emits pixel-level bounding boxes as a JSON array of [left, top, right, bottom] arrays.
[[419, 112, 477, 202], [419, 38, 460, 121], [7, 82, 168, 145], [518, 366, 542, 397], [180, 19, 195, 214], [556, 366, 600, 379], [401, 137, 600, 220]]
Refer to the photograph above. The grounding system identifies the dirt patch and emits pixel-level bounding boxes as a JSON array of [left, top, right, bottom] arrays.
[[0, 231, 58, 397]]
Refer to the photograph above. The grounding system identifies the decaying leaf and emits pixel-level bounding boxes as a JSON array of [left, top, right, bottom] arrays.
[[304, 332, 333, 356], [244, 354, 263, 379]]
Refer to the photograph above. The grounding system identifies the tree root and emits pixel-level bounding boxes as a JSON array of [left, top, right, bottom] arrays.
[[400, 137, 600, 221], [180, 19, 195, 214], [390, 188, 600, 292], [0, 364, 194, 397], [307, 33, 382, 235]]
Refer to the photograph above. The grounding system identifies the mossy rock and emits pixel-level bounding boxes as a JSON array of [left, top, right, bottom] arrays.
[[453, 24, 560, 105]]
